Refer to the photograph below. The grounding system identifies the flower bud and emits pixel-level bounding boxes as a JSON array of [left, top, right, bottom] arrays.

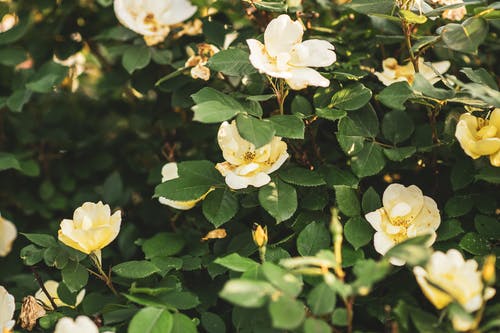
[[252, 224, 268, 248], [482, 255, 496, 286]]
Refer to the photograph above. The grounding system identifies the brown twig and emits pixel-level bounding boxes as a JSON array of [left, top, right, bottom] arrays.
[[30, 266, 58, 310]]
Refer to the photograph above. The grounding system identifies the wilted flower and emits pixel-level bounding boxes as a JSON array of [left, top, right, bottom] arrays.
[[53, 52, 86, 92], [185, 43, 219, 81], [201, 228, 227, 242], [58, 202, 121, 262], [113, 0, 197, 46], [54, 316, 99, 333], [374, 57, 450, 86], [0, 214, 16, 257], [174, 18, 203, 38], [246, 14, 336, 90], [413, 249, 496, 331], [0, 285, 15, 333], [215, 121, 289, 189], [455, 109, 500, 167], [365, 184, 440, 266], [35, 280, 85, 310], [159, 162, 212, 209], [19, 296, 46, 331], [431, 0, 466, 21]]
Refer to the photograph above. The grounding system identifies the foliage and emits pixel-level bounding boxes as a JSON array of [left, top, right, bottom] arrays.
[[0, 0, 499, 332]]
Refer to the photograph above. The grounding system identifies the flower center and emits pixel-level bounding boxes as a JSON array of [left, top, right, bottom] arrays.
[[243, 151, 256, 161], [391, 215, 414, 227], [143, 13, 159, 32]]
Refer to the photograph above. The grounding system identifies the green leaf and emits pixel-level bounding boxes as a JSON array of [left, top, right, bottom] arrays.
[[351, 142, 386, 178], [346, 0, 395, 15], [307, 282, 336, 316], [444, 195, 474, 217], [378, 82, 413, 111], [440, 17, 489, 54], [331, 308, 348, 326], [337, 104, 379, 156], [258, 179, 297, 223], [20, 245, 44, 265], [344, 217, 374, 250], [450, 159, 475, 191], [253, 1, 288, 12], [329, 83, 372, 111], [236, 114, 275, 148], [304, 318, 331, 333], [141, 233, 185, 259], [171, 313, 198, 333], [0, 13, 31, 45], [21, 233, 57, 248], [202, 188, 239, 227], [315, 108, 347, 121], [385, 235, 433, 266], [268, 115, 304, 139], [6, 89, 32, 112], [459, 232, 490, 255], [320, 165, 359, 188], [460, 67, 498, 90], [207, 48, 256, 76], [0, 153, 20, 171], [291, 95, 313, 118], [122, 45, 151, 74], [436, 219, 464, 241], [219, 279, 275, 308], [128, 307, 173, 333], [191, 87, 245, 123], [382, 110, 415, 144], [160, 291, 199, 310], [214, 253, 259, 272], [262, 262, 303, 297], [474, 215, 500, 239], [334, 186, 360, 217], [201, 312, 226, 333], [268, 296, 305, 329], [0, 47, 27, 66], [412, 74, 454, 100], [362, 187, 381, 215], [112, 260, 160, 279], [383, 146, 417, 162], [279, 167, 326, 187], [62, 261, 89, 292], [26, 62, 69, 93], [296, 221, 330, 256]]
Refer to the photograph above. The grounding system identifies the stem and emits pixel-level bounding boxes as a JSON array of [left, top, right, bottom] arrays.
[[268, 77, 288, 115], [90, 253, 118, 296], [330, 208, 345, 281], [345, 297, 354, 333], [258, 246, 267, 263], [402, 21, 419, 72], [30, 266, 58, 310]]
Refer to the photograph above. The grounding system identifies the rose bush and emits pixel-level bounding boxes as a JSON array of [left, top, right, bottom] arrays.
[[0, 0, 499, 332]]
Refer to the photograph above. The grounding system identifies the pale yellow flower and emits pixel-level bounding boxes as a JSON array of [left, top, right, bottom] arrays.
[[0, 214, 17, 257], [413, 249, 496, 331], [35, 280, 85, 310], [0, 286, 15, 333], [374, 57, 450, 86], [455, 109, 500, 167], [246, 14, 336, 90], [185, 43, 219, 81], [158, 162, 212, 209], [215, 121, 289, 190], [58, 202, 121, 260], [365, 184, 441, 266], [54, 316, 99, 333], [113, 0, 197, 46]]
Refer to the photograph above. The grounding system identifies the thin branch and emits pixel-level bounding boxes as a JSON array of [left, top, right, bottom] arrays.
[[30, 266, 58, 310]]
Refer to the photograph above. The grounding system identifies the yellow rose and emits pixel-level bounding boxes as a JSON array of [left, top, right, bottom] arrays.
[[0, 285, 15, 333], [158, 162, 212, 210], [0, 214, 17, 257], [35, 280, 85, 310], [413, 249, 496, 331], [215, 120, 289, 190], [455, 109, 500, 167], [113, 0, 197, 46], [365, 184, 440, 266], [374, 57, 450, 86], [58, 202, 121, 258], [246, 14, 336, 90]]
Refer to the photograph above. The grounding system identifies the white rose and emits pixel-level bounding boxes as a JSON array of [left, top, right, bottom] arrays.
[[159, 162, 212, 209], [374, 57, 450, 86], [215, 121, 289, 190], [54, 316, 99, 333], [413, 249, 496, 331], [365, 184, 441, 266], [113, 0, 197, 46], [0, 285, 15, 333], [246, 14, 336, 90], [0, 214, 17, 257], [34, 280, 85, 310]]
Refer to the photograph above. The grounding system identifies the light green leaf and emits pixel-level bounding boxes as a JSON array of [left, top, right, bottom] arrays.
[[258, 179, 297, 223], [128, 307, 173, 333], [268, 296, 305, 329], [207, 48, 256, 76], [334, 186, 360, 217], [236, 114, 275, 148], [329, 83, 372, 111], [191, 87, 245, 123], [122, 45, 151, 74], [268, 115, 304, 139], [307, 282, 336, 316], [214, 253, 259, 272], [440, 17, 488, 54], [112, 260, 160, 279], [220, 279, 275, 308], [262, 262, 303, 297]]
